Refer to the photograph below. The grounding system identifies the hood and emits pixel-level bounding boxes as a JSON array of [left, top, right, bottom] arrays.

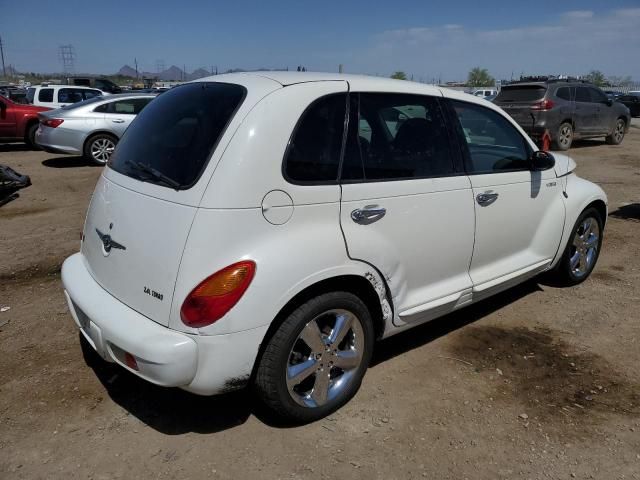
[[552, 152, 576, 178]]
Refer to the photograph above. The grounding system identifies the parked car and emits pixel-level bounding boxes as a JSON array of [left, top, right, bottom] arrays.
[[61, 72, 607, 422], [494, 80, 630, 150], [26, 84, 104, 109], [67, 77, 122, 94], [471, 88, 497, 99], [0, 94, 51, 148], [0, 86, 29, 104], [603, 90, 622, 100], [617, 94, 640, 117], [36, 93, 156, 164]]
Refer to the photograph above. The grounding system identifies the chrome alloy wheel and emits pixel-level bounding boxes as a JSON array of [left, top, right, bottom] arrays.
[[559, 124, 573, 148], [91, 138, 116, 163], [613, 119, 625, 143], [569, 216, 600, 278], [286, 309, 364, 408]]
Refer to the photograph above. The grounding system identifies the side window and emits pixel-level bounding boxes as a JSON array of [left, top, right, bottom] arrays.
[[556, 87, 571, 101], [451, 100, 530, 174], [93, 103, 111, 113], [38, 88, 54, 103], [284, 94, 347, 183], [131, 98, 152, 114], [83, 90, 101, 100], [342, 93, 455, 181], [58, 88, 84, 104], [575, 87, 590, 102], [589, 88, 607, 103], [112, 100, 137, 114], [26, 88, 35, 103]]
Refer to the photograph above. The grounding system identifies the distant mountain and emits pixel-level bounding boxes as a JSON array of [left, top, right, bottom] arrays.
[[118, 65, 138, 77], [189, 68, 211, 80]]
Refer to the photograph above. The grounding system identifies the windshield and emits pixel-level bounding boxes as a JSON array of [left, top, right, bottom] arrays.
[[495, 85, 547, 103], [108, 82, 246, 189]]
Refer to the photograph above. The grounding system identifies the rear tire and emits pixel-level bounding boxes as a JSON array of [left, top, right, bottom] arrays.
[[553, 122, 573, 151], [84, 133, 117, 165], [254, 292, 374, 423], [605, 118, 626, 145], [547, 207, 603, 286], [25, 123, 40, 150]]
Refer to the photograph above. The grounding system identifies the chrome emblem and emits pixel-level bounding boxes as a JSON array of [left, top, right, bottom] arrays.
[[95, 228, 126, 254]]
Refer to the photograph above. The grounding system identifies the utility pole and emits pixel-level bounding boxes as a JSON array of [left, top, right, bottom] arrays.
[[0, 36, 6, 78], [134, 57, 139, 79]]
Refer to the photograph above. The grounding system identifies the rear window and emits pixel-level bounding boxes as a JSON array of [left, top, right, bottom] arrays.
[[495, 85, 546, 103], [109, 82, 246, 189]]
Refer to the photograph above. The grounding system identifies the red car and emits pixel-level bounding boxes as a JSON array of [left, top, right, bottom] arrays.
[[0, 94, 51, 148]]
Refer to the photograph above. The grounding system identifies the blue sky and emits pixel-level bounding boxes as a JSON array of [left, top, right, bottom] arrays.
[[1, 0, 639, 80]]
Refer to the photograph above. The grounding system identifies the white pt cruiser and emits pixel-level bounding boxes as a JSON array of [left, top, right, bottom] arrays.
[[62, 72, 607, 422]]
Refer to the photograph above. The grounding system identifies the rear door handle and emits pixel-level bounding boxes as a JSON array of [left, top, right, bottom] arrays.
[[476, 191, 499, 206], [112, 119, 125, 123], [351, 205, 386, 225]]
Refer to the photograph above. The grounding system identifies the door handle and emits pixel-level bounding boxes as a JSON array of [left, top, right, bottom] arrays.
[[111, 119, 125, 123], [351, 205, 386, 225], [476, 191, 499, 206]]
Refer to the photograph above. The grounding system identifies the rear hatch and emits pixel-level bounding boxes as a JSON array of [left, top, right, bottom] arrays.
[[494, 84, 547, 130], [80, 82, 247, 326]]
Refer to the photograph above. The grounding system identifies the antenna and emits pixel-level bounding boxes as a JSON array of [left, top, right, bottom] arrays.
[[59, 44, 76, 74]]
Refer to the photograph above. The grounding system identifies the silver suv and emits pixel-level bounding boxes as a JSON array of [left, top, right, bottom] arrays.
[[494, 80, 630, 150]]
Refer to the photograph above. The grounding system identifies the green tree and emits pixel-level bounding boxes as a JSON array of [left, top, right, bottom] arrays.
[[390, 71, 407, 80], [467, 67, 495, 87], [584, 70, 607, 86]]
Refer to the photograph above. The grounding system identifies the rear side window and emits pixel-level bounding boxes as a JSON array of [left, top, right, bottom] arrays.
[[38, 88, 54, 102], [284, 94, 347, 183], [495, 86, 546, 103], [83, 89, 102, 100], [556, 87, 572, 101], [109, 82, 246, 189], [342, 93, 454, 181], [451, 100, 530, 174]]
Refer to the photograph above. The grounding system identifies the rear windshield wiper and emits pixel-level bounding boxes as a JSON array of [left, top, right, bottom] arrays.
[[125, 161, 181, 190]]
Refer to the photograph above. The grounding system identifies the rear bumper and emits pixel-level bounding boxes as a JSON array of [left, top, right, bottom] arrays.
[[35, 126, 83, 155], [61, 253, 267, 395]]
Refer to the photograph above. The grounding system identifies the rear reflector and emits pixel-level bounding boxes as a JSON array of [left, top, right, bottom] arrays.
[[181, 260, 256, 328], [124, 352, 139, 371], [41, 118, 64, 128]]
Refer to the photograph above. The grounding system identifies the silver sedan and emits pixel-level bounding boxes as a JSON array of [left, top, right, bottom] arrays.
[[35, 93, 156, 165]]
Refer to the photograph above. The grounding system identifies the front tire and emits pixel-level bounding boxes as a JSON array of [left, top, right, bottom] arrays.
[[605, 118, 626, 145], [84, 134, 117, 165], [553, 122, 573, 151], [548, 207, 603, 286], [255, 292, 374, 423]]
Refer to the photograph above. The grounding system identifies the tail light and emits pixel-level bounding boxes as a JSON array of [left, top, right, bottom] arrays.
[[181, 260, 256, 328], [41, 118, 64, 128], [531, 99, 554, 111]]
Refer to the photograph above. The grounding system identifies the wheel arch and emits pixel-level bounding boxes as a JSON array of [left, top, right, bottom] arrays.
[[550, 175, 608, 269], [82, 130, 118, 151], [249, 271, 392, 384]]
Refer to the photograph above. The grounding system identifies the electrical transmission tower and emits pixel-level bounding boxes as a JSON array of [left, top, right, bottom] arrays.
[[59, 45, 76, 74]]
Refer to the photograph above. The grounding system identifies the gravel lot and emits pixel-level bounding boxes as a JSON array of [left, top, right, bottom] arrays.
[[1, 120, 639, 479]]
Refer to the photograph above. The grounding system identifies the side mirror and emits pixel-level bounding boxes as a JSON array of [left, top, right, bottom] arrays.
[[531, 150, 555, 171], [605, 99, 613, 106], [0, 101, 6, 111]]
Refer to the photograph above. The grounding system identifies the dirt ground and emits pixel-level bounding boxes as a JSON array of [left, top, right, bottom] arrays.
[[1, 121, 639, 480]]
